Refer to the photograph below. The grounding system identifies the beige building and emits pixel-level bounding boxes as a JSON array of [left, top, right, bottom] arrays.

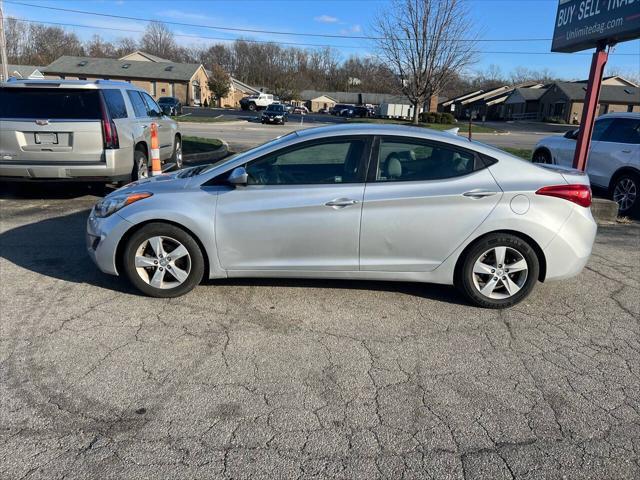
[[538, 81, 640, 124], [42, 52, 211, 106]]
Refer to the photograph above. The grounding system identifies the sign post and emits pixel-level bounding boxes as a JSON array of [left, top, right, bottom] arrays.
[[551, 0, 640, 171]]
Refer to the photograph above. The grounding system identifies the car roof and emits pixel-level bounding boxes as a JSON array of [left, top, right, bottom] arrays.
[[599, 112, 640, 120], [294, 123, 471, 146], [2, 78, 140, 90]]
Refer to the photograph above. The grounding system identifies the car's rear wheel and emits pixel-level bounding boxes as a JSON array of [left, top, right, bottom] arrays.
[[132, 149, 149, 181], [248, 102, 256, 111], [171, 136, 183, 170], [458, 233, 539, 309], [611, 172, 639, 216], [532, 149, 551, 164], [123, 223, 204, 298]]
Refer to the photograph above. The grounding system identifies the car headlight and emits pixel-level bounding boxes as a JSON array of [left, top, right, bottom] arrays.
[[94, 192, 153, 218]]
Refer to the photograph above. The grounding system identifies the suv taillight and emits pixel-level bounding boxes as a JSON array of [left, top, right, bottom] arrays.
[[536, 184, 592, 208], [99, 92, 119, 149]]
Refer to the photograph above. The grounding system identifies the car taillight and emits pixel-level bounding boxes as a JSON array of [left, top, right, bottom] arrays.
[[535, 184, 592, 208], [99, 93, 119, 149]]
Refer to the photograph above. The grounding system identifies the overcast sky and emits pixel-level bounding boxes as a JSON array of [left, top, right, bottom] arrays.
[[5, 0, 640, 80]]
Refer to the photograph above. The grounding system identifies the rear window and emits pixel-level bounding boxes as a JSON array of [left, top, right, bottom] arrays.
[[0, 87, 101, 119], [102, 89, 128, 119]]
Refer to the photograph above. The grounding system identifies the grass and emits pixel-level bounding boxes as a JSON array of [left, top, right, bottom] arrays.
[[183, 136, 223, 154], [348, 117, 500, 134], [172, 115, 241, 123], [502, 148, 533, 160]]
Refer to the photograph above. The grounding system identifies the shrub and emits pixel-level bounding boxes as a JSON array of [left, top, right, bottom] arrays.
[[440, 112, 455, 124]]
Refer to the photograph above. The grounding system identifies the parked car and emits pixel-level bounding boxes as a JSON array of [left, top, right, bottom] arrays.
[[0, 79, 183, 183], [261, 104, 288, 125], [239, 93, 275, 111], [330, 103, 353, 115], [341, 106, 373, 118], [533, 112, 640, 215], [157, 96, 183, 116], [281, 103, 294, 113], [87, 124, 596, 308], [291, 105, 309, 114]]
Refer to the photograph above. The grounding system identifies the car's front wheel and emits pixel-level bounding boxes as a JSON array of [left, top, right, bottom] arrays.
[[458, 233, 540, 309], [123, 223, 205, 298], [611, 171, 639, 216]]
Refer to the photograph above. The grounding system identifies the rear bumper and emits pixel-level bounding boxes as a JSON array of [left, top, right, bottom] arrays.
[[543, 206, 597, 281], [0, 148, 133, 181]]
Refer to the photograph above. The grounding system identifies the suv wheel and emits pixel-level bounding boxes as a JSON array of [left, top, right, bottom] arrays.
[[458, 233, 540, 309], [532, 149, 551, 164], [132, 149, 149, 181], [123, 223, 205, 298], [611, 172, 639, 215], [172, 136, 183, 170], [248, 102, 256, 111]]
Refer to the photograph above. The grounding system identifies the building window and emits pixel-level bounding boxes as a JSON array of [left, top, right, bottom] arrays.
[[151, 81, 157, 96], [628, 105, 634, 113], [78, 77, 87, 81], [170, 82, 175, 97]]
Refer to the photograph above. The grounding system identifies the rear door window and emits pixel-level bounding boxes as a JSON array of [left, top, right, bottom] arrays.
[[102, 89, 128, 119], [602, 118, 640, 144], [0, 87, 101, 119], [127, 90, 148, 118], [375, 138, 478, 182]]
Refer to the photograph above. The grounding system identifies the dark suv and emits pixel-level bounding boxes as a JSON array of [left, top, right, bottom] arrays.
[[158, 96, 183, 116], [260, 104, 288, 125]]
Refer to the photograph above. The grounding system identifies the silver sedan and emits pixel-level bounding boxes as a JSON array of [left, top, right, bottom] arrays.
[[87, 124, 597, 308]]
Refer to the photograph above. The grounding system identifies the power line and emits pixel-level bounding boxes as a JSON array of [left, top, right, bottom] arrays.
[[5, 0, 554, 42], [7, 17, 639, 56]]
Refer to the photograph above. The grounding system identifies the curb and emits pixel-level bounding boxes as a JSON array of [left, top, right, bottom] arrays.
[[591, 198, 619, 224], [183, 141, 229, 165]]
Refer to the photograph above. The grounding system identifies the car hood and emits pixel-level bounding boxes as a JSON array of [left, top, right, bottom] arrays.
[[110, 171, 191, 196]]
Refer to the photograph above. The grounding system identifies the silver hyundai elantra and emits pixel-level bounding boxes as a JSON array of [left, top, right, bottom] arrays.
[[87, 124, 597, 308]]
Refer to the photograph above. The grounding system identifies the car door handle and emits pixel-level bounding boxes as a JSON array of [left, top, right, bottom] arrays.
[[325, 198, 359, 208], [463, 190, 498, 199]]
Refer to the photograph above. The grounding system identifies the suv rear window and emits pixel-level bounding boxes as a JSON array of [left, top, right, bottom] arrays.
[[0, 87, 101, 119], [102, 89, 128, 119]]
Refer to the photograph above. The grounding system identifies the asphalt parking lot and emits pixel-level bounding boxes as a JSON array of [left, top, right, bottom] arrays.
[[1, 183, 639, 479]]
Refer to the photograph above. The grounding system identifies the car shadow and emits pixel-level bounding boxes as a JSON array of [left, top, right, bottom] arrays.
[[0, 209, 135, 294], [1, 208, 470, 305], [0, 181, 114, 200]]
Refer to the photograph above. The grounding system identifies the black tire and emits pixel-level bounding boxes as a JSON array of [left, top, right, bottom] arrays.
[[458, 233, 540, 309], [248, 102, 256, 111], [610, 171, 639, 216], [132, 148, 149, 181], [532, 149, 551, 164], [123, 223, 205, 298], [171, 136, 183, 170]]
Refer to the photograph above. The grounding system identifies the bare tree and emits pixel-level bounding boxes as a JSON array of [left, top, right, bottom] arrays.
[[374, 0, 476, 123], [141, 21, 176, 60]]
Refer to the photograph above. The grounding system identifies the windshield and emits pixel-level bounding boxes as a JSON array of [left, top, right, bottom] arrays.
[[196, 131, 299, 176], [158, 97, 173, 103], [267, 105, 284, 112]]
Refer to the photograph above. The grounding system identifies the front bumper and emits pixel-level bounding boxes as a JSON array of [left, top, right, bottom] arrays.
[[0, 148, 133, 181], [86, 209, 134, 276], [262, 116, 284, 123], [543, 205, 597, 281]]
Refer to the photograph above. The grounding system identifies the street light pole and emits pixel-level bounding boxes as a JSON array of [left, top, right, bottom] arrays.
[[0, 0, 9, 82]]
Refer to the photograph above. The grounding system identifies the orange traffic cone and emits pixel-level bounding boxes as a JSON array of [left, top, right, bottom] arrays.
[[150, 122, 162, 176]]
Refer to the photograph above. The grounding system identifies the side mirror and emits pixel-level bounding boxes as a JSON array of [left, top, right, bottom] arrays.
[[227, 167, 248, 186], [564, 129, 578, 140]]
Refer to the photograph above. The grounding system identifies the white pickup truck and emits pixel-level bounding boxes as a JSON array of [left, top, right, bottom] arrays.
[[239, 93, 275, 111]]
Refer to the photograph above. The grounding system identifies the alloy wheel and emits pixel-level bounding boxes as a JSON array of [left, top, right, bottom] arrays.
[[472, 246, 529, 300], [137, 156, 149, 179], [174, 140, 183, 169], [134, 236, 191, 289], [613, 177, 637, 213]]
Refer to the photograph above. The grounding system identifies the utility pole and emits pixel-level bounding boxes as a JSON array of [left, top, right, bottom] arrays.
[[0, 0, 9, 82]]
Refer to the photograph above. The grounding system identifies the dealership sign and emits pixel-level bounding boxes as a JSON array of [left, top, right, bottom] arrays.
[[552, 0, 640, 52]]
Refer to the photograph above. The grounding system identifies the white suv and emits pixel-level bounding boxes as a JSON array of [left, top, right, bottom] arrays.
[[533, 113, 640, 215], [0, 79, 182, 184]]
